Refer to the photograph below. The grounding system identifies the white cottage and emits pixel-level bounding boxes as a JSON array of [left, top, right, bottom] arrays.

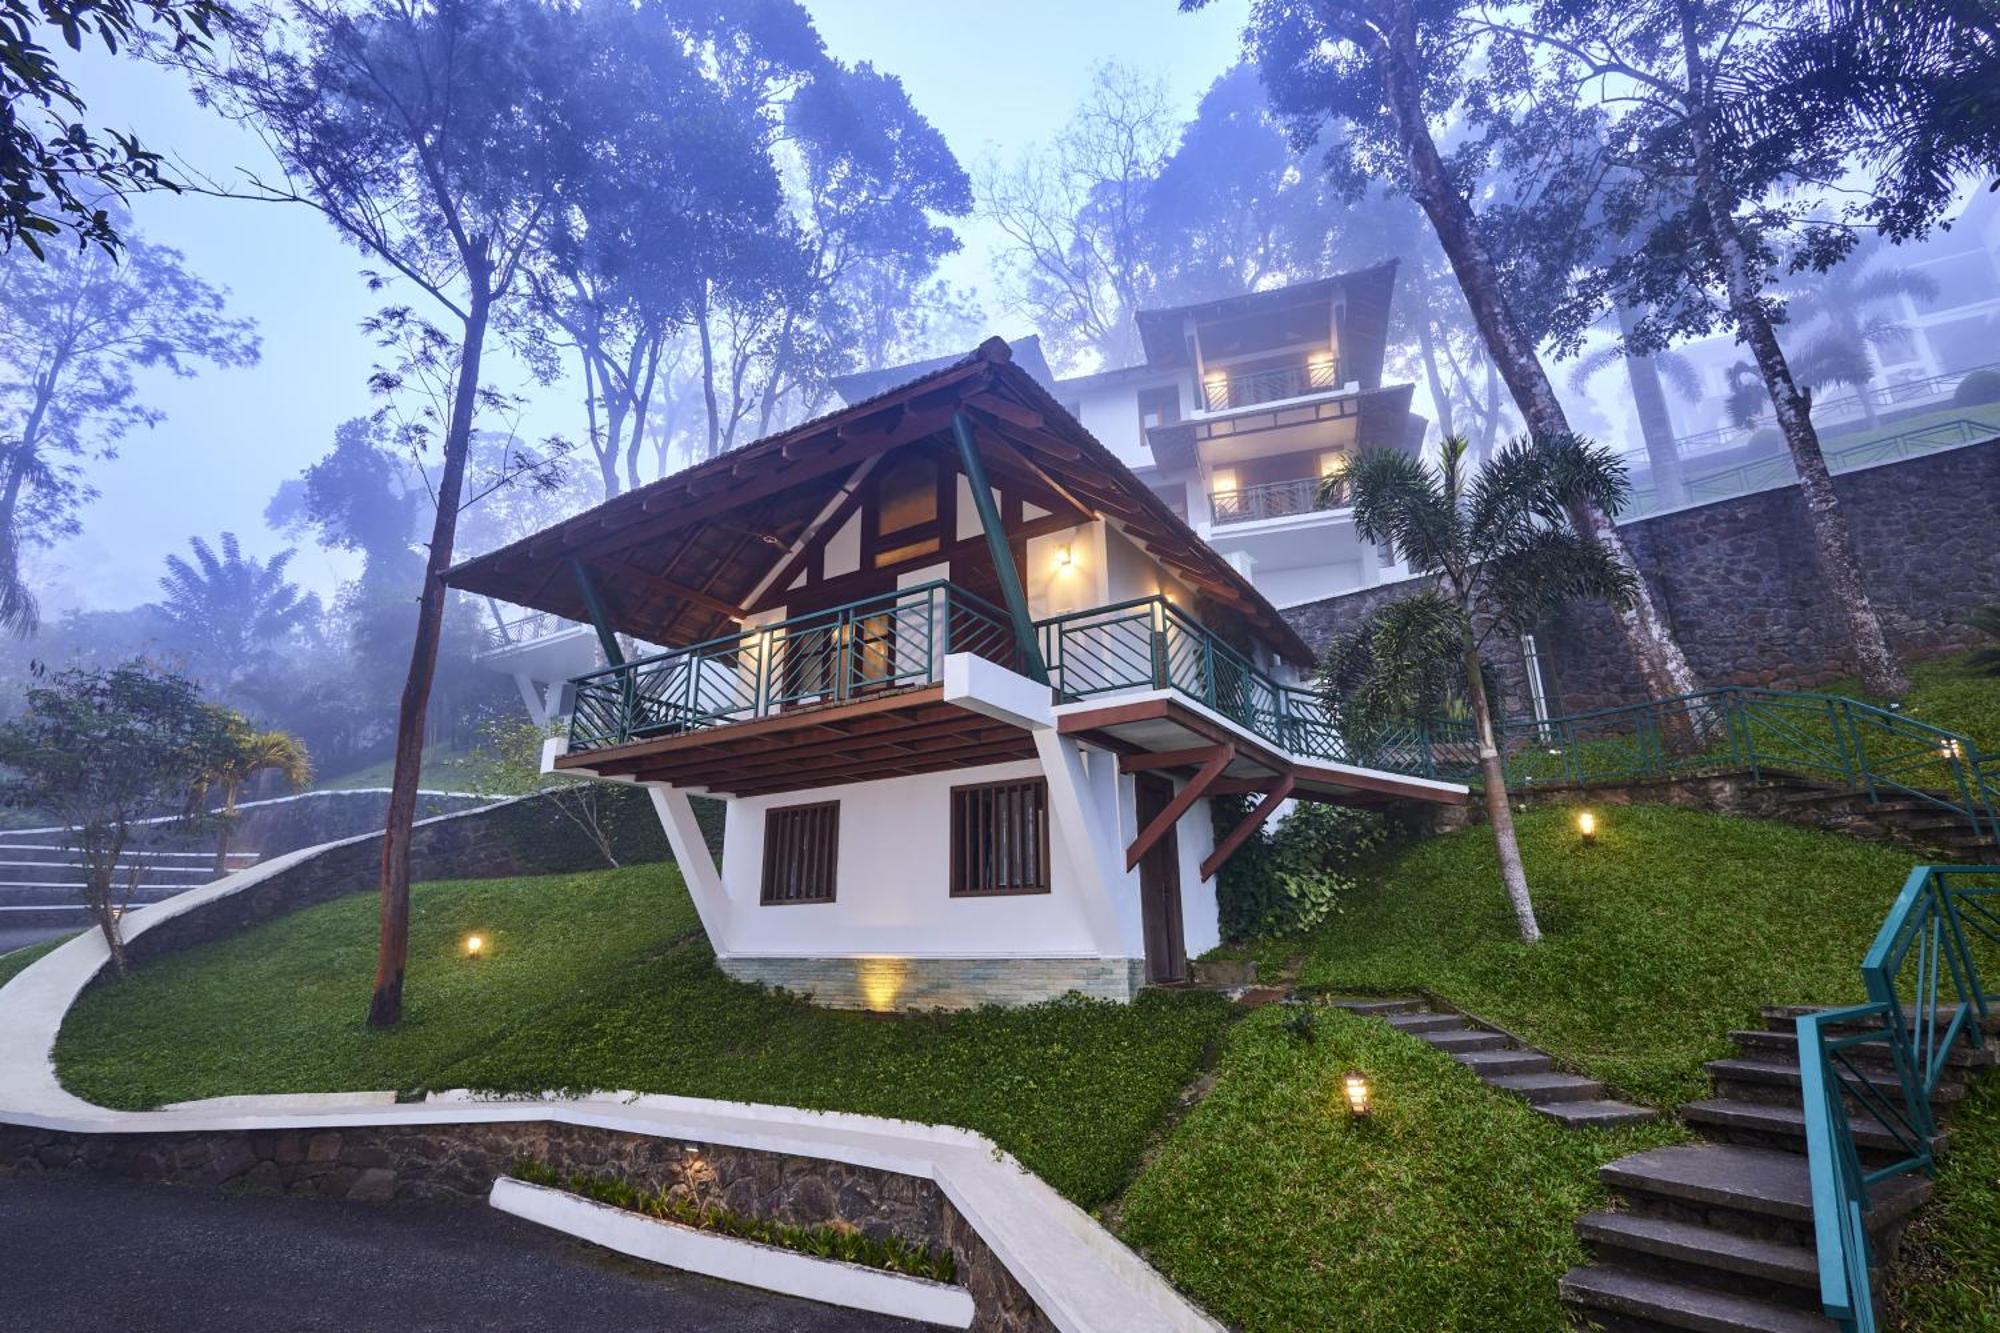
[[445, 340, 1466, 1010]]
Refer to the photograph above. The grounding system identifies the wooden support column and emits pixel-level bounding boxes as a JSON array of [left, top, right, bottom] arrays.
[[951, 410, 1049, 684], [1125, 743, 1232, 871], [1200, 774, 1296, 882], [568, 556, 625, 667]]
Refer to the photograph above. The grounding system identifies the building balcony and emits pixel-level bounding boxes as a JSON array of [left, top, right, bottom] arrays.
[[1199, 359, 1344, 414], [559, 581, 1360, 774], [1209, 475, 1349, 527]]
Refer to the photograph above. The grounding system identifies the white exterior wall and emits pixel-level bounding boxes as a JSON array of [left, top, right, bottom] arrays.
[[719, 759, 1106, 962]]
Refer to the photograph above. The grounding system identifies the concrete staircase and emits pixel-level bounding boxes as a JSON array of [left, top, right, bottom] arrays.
[[1561, 1004, 2000, 1332], [0, 837, 256, 937], [1327, 996, 1659, 1129], [1745, 774, 1997, 860]]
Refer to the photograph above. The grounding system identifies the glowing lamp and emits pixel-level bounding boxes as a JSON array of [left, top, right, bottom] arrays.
[[1055, 544, 1074, 570], [1939, 739, 1965, 762], [463, 933, 486, 959], [1341, 1071, 1373, 1119], [1576, 809, 1598, 843]]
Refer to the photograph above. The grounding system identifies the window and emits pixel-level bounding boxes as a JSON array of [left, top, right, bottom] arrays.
[[1138, 384, 1181, 432], [761, 802, 839, 904], [872, 455, 941, 568], [950, 779, 1051, 896]]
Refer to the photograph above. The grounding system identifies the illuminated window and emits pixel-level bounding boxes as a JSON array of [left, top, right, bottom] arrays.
[[877, 457, 938, 534]]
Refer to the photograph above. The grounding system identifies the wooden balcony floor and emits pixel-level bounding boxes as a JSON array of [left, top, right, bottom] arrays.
[[552, 684, 1038, 797]]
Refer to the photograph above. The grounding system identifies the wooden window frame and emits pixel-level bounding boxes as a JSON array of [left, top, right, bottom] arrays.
[[949, 777, 1052, 898], [760, 801, 840, 906]]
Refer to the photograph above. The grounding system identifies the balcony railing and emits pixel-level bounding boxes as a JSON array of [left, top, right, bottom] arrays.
[[1210, 475, 1349, 526], [1037, 597, 1356, 766], [1200, 359, 1343, 412], [567, 581, 1016, 754], [482, 609, 588, 651]]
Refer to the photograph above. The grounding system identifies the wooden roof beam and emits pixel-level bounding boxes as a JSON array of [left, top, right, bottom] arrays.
[[1125, 743, 1233, 871]]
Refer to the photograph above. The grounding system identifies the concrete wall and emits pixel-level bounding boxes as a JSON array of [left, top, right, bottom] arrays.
[[1284, 436, 2000, 715]]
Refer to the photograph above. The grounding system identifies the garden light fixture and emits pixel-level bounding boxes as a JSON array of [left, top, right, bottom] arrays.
[[1341, 1070, 1373, 1119], [1576, 809, 1598, 843], [463, 933, 486, 959]]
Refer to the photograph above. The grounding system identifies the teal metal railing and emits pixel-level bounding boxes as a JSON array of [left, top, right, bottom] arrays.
[[1394, 686, 1999, 849], [1034, 596, 1362, 767], [1798, 864, 2000, 1330], [566, 581, 1016, 753]]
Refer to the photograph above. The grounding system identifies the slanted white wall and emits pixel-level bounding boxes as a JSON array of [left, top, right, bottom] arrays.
[[719, 758, 1110, 962]]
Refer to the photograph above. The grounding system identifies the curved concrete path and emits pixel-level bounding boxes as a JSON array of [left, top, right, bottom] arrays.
[[0, 843, 1221, 1333]]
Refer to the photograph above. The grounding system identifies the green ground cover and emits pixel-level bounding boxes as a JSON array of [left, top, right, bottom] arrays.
[[0, 935, 67, 988], [314, 739, 491, 792], [1115, 1006, 1683, 1333], [51, 862, 1228, 1206], [1821, 650, 2000, 755]]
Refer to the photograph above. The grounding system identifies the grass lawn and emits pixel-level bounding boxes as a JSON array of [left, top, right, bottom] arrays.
[[51, 861, 1229, 1207], [0, 934, 69, 989], [1115, 1005, 1685, 1333], [314, 739, 493, 792], [1821, 649, 2000, 754]]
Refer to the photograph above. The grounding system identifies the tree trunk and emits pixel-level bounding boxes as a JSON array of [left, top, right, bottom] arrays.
[[368, 275, 493, 1029], [1677, 6, 1908, 698], [1374, 7, 1709, 718], [1615, 304, 1688, 509], [696, 284, 721, 462], [1463, 632, 1540, 943], [1415, 317, 1456, 439]]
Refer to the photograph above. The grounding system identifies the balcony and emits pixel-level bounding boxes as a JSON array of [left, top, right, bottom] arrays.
[[563, 578, 1371, 766], [1209, 475, 1349, 527], [1200, 359, 1343, 413], [566, 581, 1017, 755]]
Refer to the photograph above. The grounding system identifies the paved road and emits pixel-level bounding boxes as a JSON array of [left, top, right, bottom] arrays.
[[0, 1173, 930, 1332]]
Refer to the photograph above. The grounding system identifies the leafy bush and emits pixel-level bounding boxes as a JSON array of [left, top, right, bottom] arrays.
[[1967, 604, 2000, 677], [1214, 800, 1388, 941], [508, 1157, 958, 1282], [1952, 368, 2000, 408], [1277, 1002, 1319, 1044]]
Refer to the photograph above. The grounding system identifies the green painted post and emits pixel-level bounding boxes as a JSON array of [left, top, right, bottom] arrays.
[[950, 412, 1048, 684], [568, 557, 626, 668]]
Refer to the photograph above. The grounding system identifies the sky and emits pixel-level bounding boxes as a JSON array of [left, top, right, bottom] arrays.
[[25, 0, 1253, 618]]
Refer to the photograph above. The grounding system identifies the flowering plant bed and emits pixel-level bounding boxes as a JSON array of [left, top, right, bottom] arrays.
[[506, 1157, 958, 1283]]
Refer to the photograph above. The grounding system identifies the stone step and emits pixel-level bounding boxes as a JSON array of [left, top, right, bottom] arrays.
[[1559, 1263, 1838, 1333], [1761, 1003, 2000, 1038], [1484, 1071, 1606, 1104], [1680, 1098, 1942, 1160], [1416, 1028, 1510, 1054], [1706, 1057, 1964, 1107], [1599, 1144, 1930, 1238], [1534, 1098, 1659, 1128], [1321, 996, 1424, 1016], [1728, 1028, 1996, 1071], [1382, 1010, 1460, 1033], [1451, 1048, 1553, 1076], [1575, 1211, 1820, 1296]]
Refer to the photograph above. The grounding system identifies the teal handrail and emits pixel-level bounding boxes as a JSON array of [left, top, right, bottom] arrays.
[[1799, 865, 2000, 1329], [1415, 686, 2000, 850], [565, 581, 1015, 754]]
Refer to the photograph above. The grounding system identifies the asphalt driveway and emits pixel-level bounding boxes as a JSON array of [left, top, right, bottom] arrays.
[[0, 1172, 929, 1331]]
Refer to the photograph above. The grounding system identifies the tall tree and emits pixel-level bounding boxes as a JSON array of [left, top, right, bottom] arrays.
[[2, 0, 227, 254], [1521, 0, 1912, 695], [182, 0, 570, 1026], [1206, 0, 1710, 715], [152, 532, 320, 682], [0, 230, 258, 635], [192, 709, 311, 873], [1326, 433, 1637, 942]]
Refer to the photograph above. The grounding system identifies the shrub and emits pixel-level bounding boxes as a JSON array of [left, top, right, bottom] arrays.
[[1952, 368, 2000, 408], [1214, 801, 1388, 940]]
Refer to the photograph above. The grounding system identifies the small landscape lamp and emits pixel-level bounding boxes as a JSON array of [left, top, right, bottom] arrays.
[[1341, 1070, 1374, 1120], [463, 933, 486, 960], [1575, 809, 1599, 844]]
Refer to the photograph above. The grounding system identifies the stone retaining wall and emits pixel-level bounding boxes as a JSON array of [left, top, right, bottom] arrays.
[[122, 788, 718, 968], [720, 955, 1148, 1011], [0, 1116, 1053, 1333], [1286, 436, 2000, 716]]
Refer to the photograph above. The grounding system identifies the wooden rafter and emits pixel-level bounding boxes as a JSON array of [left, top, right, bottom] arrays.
[[1125, 743, 1233, 872], [1200, 774, 1296, 882]]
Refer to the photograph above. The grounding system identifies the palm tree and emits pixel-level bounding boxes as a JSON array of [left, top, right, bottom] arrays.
[[154, 533, 321, 682], [1568, 306, 1705, 508], [195, 709, 312, 874], [1778, 237, 1939, 427], [1323, 434, 1637, 943]]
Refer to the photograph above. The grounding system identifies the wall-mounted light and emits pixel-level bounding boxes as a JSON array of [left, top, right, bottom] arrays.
[[1341, 1070, 1373, 1119], [1054, 543, 1074, 570], [1576, 809, 1598, 844], [463, 933, 486, 960]]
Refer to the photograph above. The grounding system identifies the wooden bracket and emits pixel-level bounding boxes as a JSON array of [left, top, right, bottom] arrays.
[[1125, 743, 1233, 872], [1200, 774, 1296, 882]]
